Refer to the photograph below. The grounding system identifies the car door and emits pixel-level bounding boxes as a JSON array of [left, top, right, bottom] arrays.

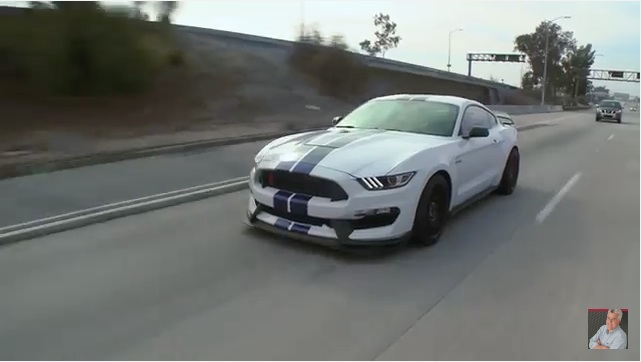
[[453, 106, 498, 204], [483, 110, 508, 184]]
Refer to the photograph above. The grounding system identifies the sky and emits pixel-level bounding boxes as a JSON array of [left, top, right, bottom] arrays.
[[3, 0, 640, 96]]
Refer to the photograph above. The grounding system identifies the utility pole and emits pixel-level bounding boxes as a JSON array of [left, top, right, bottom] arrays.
[[447, 28, 463, 72]]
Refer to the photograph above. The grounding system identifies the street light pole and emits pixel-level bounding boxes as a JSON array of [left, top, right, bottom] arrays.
[[299, 0, 306, 34], [540, 16, 571, 106], [447, 28, 463, 72], [585, 53, 604, 103]]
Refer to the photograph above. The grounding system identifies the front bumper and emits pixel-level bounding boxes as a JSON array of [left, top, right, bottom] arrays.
[[244, 167, 418, 248], [597, 111, 622, 119]]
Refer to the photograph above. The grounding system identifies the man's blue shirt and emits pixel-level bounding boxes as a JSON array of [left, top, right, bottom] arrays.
[[589, 325, 627, 349]]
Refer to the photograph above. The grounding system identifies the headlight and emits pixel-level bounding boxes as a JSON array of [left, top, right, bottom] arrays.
[[357, 171, 416, 190]]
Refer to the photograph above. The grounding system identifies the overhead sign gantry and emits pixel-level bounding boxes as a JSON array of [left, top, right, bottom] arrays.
[[466, 53, 527, 77], [587, 69, 639, 83]]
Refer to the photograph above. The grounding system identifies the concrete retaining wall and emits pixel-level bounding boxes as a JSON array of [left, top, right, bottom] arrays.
[[175, 25, 538, 106], [487, 105, 564, 115]]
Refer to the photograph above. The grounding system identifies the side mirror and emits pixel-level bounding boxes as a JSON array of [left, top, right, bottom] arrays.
[[501, 118, 514, 126], [463, 127, 489, 139], [332, 116, 343, 126]]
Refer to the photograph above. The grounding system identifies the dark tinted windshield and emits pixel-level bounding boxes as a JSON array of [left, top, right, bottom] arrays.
[[336, 100, 460, 137], [599, 101, 622, 109]]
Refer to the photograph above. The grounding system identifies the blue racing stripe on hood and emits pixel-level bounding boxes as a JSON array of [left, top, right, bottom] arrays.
[[274, 144, 314, 171], [270, 130, 327, 150], [290, 147, 334, 174], [289, 130, 379, 174]]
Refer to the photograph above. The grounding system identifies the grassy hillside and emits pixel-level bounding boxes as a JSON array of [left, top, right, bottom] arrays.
[[0, 3, 538, 157]]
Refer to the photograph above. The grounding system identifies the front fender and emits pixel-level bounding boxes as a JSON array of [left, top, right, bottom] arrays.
[[387, 150, 457, 212]]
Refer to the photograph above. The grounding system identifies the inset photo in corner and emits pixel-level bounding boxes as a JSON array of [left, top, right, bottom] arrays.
[[588, 308, 628, 349]]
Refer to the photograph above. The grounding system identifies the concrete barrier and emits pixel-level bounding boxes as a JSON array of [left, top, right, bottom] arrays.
[[488, 105, 564, 115]]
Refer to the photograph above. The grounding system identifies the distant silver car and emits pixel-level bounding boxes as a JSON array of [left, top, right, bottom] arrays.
[[596, 100, 623, 123]]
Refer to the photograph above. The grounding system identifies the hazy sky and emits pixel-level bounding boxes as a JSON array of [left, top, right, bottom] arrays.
[[4, 0, 640, 95], [170, 0, 640, 96]]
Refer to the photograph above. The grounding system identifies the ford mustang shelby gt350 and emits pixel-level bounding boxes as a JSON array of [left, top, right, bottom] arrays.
[[245, 94, 520, 249]]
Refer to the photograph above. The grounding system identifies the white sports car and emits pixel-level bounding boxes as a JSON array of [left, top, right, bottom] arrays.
[[245, 94, 520, 250]]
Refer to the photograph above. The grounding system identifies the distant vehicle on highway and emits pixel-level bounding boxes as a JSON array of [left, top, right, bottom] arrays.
[[596, 100, 623, 123], [630, 106, 637, 112], [244, 94, 520, 250]]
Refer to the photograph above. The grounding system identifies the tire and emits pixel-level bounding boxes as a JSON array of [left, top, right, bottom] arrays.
[[496, 147, 520, 195], [411, 174, 450, 247], [595, 117, 600, 122], [617, 118, 622, 124]]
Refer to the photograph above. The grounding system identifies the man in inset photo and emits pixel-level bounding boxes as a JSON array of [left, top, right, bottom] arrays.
[[589, 309, 627, 349]]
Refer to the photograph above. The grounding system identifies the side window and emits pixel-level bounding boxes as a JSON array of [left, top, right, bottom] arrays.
[[459, 106, 486, 136], [480, 109, 498, 128]]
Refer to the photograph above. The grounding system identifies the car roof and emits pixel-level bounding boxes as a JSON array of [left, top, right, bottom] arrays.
[[370, 94, 481, 107]]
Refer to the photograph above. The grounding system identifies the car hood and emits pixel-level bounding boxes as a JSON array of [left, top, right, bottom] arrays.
[[260, 128, 454, 177]]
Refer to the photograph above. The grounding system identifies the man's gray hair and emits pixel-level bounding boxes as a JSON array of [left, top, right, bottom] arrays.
[[608, 309, 624, 321]]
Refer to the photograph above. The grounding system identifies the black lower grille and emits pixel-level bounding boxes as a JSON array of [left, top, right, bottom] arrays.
[[260, 203, 327, 226], [259, 170, 348, 201], [257, 203, 399, 230]]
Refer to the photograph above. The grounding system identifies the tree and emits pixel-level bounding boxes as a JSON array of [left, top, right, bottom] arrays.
[[27, 1, 51, 9], [520, 71, 537, 90], [514, 21, 576, 100], [132, 1, 149, 21], [593, 85, 609, 94], [359, 13, 401, 58], [155, 1, 178, 23], [561, 43, 595, 102]]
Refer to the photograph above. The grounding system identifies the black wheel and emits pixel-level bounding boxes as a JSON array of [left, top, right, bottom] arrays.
[[617, 118, 622, 124], [411, 174, 450, 247], [497, 147, 520, 195], [596, 117, 600, 122]]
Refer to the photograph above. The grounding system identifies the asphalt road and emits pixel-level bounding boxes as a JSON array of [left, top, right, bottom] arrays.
[[1, 111, 579, 229], [0, 110, 638, 360]]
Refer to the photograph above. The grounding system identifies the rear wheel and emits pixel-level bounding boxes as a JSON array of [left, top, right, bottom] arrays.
[[411, 174, 450, 247], [497, 147, 520, 195]]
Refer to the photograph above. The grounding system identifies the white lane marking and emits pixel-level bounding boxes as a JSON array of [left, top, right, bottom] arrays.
[[535, 173, 582, 225], [0, 176, 249, 233], [0, 179, 249, 239], [607, 134, 615, 141]]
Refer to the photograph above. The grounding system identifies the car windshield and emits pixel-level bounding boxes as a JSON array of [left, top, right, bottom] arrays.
[[335, 100, 460, 137], [599, 101, 621, 108]]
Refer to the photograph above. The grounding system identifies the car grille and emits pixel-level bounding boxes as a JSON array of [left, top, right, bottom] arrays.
[[256, 202, 399, 230], [601, 109, 619, 114], [258, 170, 349, 201]]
